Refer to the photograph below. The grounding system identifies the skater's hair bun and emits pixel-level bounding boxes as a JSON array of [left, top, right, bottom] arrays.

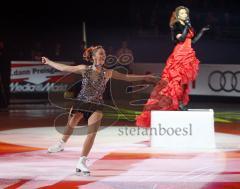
[[169, 6, 190, 28], [83, 45, 103, 62]]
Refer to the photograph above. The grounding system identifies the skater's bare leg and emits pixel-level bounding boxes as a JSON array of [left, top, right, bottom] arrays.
[[76, 111, 103, 175], [81, 111, 103, 156], [48, 108, 83, 153], [62, 110, 84, 142]]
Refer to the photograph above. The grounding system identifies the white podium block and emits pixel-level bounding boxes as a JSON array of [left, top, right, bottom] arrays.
[[151, 109, 216, 149]]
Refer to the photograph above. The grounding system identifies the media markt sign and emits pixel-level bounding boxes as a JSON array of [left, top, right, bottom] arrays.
[[10, 61, 74, 93]]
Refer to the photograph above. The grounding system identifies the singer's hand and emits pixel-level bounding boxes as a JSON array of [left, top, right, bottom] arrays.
[[201, 25, 210, 32]]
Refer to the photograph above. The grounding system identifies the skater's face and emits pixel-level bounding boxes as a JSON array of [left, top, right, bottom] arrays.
[[93, 48, 106, 66], [177, 9, 188, 21]]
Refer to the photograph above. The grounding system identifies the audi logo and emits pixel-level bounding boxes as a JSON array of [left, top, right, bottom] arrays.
[[208, 71, 240, 92]]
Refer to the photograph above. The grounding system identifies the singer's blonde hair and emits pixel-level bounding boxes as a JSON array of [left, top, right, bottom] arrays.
[[169, 6, 190, 28]]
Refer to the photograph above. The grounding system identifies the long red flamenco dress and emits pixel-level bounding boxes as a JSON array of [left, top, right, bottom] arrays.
[[136, 28, 200, 128]]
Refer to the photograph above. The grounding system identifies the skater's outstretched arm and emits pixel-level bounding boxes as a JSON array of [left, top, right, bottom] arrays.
[[110, 70, 158, 83], [41, 57, 87, 74], [192, 25, 210, 44]]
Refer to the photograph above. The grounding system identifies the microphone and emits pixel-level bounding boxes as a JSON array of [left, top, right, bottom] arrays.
[[185, 19, 192, 27]]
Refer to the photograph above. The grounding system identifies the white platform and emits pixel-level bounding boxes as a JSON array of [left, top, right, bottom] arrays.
[[151, 109, 216, 149]]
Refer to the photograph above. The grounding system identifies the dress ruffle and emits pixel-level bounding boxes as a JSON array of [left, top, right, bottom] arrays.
[[136, 32, 200, 128]]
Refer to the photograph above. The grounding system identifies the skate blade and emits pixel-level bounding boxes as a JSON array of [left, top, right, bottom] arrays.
[[76, 169, 90, 176], [47, 149, 64, 153]]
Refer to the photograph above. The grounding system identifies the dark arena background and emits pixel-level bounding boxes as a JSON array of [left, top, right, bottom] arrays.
[[0, 0, 240, 188]]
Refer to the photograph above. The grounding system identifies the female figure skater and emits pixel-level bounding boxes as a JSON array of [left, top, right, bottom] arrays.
[[42, 45, 156, 176], [136, 6, 210, 128]]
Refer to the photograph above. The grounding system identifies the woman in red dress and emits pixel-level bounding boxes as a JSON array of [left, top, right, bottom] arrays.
[[136, 6, 210, 128]]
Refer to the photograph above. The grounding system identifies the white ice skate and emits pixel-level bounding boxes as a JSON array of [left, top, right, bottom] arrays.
[[76, 156, 90, 176], [48, 139, 65, 153]]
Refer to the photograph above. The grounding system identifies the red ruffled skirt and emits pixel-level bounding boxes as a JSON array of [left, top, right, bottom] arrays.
[[136, 42, 200, 128]]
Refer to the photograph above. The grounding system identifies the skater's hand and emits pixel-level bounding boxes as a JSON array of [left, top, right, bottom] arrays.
[[144, 75, 159, 84], [201, 25, 210, 32], [41, 57, 51, 65]]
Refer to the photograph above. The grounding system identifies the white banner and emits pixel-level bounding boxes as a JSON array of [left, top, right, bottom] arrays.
[[10, 61, 240, 97], [130, 63, 240, 97]]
